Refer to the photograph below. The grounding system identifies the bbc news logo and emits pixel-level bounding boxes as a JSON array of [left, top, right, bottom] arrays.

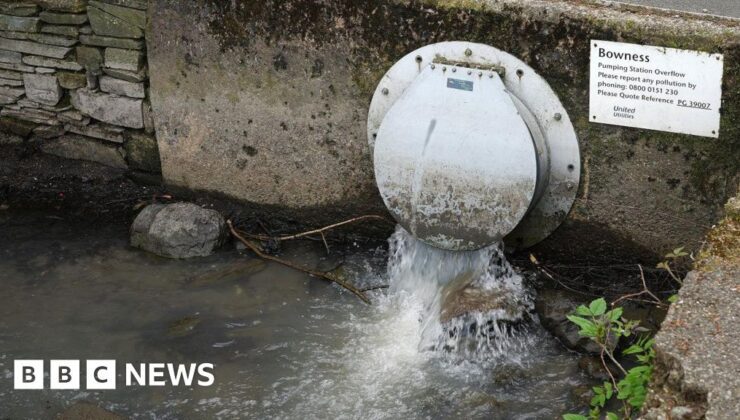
[[14, 360, 214, 390]]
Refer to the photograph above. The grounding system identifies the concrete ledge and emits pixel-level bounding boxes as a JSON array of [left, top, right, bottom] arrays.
[[643, 196, 740, 419]]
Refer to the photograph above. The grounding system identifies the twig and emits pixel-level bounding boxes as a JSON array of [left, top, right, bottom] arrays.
[[227, 220, 371, 304], [320, 232, 330, 254], [529, 254, 599, 297], [240, 215, 393, 242], [601, 348, 619, 390], [611, 265, 666, 308]]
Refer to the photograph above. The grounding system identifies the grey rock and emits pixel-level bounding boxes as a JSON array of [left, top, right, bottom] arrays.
[[99, 75, 144, 98], [17, 98, 41, 108], [97, 0, 147, 10], [26, 33, 78, 47], [0, 86, 25, 102], [104, 47, 142, 72], [0, 61, 35, 73], [87, 5, 143, 38], [0, 69, 24, 80], [32, 124, 66, 139], [78, 25, 92, 34], [66, 122, 124, 143], [0, 93, 22, 105], [125, 131, 161, 172], [0, 49, 22, 64], [1, 106, 61, 125], [23, 55, 83, 71], [0, 3, 41, 17], [0, 30, 31, 40], [130, 203, 165, 243], [0, 115, 37, 136], [39, 11, 88, 25], [0, 77, 23, 87], [75, 45, 102, 70], [38, 101, 73, 113], [31, 1, 88, 13], [130, 203, 227, 259], [40, 24, 79, 37], [70, 88, 143, 128], [0, 38, 72, 59], [57, 71, 86, 89], [41, 134, 127, 168], [80, 34, 143, 50], [102, 65, 145, 82], [35, 67, 56, 74], [90, 0, 146, 28], [58, 109, 86, 123], [440, 271, 529, 322], [22, 73, 62, 106], [0, 15, 41, 32]]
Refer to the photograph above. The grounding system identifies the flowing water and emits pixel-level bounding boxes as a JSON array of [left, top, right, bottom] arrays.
[[0, 212, 589, 419]]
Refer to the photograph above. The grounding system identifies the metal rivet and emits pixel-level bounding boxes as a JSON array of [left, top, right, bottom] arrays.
[[554, 113, 562, 121], [442, 66, 447, 72], [467, 70, 472, 75], [489, 73, 494, 78], [415, 55, 423, 63], [381, 88, 389, 95], [452, 67, 457, 73], [431, 64, 436, 69], [464, 48, 472, 57], [478, 71, 483, 77]]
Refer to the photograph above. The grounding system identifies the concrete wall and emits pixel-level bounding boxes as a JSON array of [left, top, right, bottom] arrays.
[[146, 0, 739, 260], [0, 0, 160, 173]]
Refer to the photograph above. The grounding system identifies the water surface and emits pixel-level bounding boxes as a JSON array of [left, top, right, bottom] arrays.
[[0, 212, 588, 419]]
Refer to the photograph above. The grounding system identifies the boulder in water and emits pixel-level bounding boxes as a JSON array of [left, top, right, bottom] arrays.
[[131, 202, 226, 258], [440, 271, 528, 323]]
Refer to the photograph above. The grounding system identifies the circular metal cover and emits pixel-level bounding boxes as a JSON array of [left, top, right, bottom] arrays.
[[374, 64, 538, 251], [368, 41, 581, 250]]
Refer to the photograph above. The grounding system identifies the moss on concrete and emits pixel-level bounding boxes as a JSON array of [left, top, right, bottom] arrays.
[[696, 194, 740, 271], [125, 132, 162, 173]]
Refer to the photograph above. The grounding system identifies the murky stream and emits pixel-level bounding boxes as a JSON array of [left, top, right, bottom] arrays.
[[0, 212, 589, 419]]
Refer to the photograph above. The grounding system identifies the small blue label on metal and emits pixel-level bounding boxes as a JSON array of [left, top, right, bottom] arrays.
[[447, 78, 474, 92]]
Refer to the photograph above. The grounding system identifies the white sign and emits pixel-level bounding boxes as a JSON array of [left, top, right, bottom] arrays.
[[590, 40, 723, 138]]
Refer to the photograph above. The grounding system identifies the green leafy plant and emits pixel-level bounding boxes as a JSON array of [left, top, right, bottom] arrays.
[[564, 247, 688, 419], [563, 298, 655, 420]]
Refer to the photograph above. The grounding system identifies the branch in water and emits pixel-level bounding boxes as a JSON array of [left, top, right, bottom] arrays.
[[237, 215, 394, 242], [227, 220, 371, 304]]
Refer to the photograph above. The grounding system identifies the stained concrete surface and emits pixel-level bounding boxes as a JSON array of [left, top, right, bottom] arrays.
[[147, 0, 740, 261], [618, 0, 740, 19]]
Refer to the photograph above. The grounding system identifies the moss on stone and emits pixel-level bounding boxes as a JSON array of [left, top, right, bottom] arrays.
[[125, 132, 162, 173], [696, 194, 740, 271]]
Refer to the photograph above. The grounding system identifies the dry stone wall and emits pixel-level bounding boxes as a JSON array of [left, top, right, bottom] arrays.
[[0, 0, 160, 173]]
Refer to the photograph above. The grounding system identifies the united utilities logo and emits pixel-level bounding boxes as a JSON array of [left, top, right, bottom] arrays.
[[13, 360, 215, 390]]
